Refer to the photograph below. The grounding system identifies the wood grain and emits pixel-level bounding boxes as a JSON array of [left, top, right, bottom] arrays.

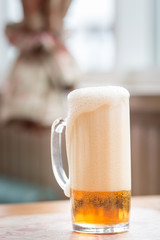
[[0, 200, 69, 217], [0, 196, 160, 217]]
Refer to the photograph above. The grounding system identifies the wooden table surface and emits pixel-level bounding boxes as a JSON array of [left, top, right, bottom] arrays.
[[0, 196, 160, 240]]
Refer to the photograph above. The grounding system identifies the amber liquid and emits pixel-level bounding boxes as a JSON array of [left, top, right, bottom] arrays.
[[71, 189, 131, 225]]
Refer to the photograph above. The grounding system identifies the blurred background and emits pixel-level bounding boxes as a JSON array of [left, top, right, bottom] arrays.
[[0, 0, 160, 203]]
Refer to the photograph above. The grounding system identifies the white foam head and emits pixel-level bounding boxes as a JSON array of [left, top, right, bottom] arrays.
[[67, 86, 129, 123], [66, 86, 131, 193]]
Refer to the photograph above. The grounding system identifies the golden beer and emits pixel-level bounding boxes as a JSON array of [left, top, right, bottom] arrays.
[[71, 189, 131, 225]]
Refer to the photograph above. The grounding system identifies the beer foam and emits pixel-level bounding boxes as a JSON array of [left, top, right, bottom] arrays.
[[66, 86, 131, 193], [67, 86, 129, 124]]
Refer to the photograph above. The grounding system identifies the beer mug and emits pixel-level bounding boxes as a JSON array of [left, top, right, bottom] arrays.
[[51, 86, 131, 234]]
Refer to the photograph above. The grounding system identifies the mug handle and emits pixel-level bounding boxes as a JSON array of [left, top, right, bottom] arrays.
[[51, 118, 70, 197]]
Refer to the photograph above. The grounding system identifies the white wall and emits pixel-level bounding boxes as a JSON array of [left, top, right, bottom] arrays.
[[155, 0, 160, 65], [115, 0, 155, 70]]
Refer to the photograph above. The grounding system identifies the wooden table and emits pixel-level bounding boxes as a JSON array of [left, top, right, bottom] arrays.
[[0, 196, 160, 239]]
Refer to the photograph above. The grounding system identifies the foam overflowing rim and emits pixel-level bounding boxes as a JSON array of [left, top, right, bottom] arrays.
[[67, 86, 130, 125], [68, 86, 129, 102]]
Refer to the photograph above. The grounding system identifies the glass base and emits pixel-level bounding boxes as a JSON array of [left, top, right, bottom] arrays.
[[73, 222, 129, 234]]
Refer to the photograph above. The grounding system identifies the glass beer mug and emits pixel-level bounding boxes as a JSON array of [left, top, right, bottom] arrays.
[[51, 86, 131, 234]]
